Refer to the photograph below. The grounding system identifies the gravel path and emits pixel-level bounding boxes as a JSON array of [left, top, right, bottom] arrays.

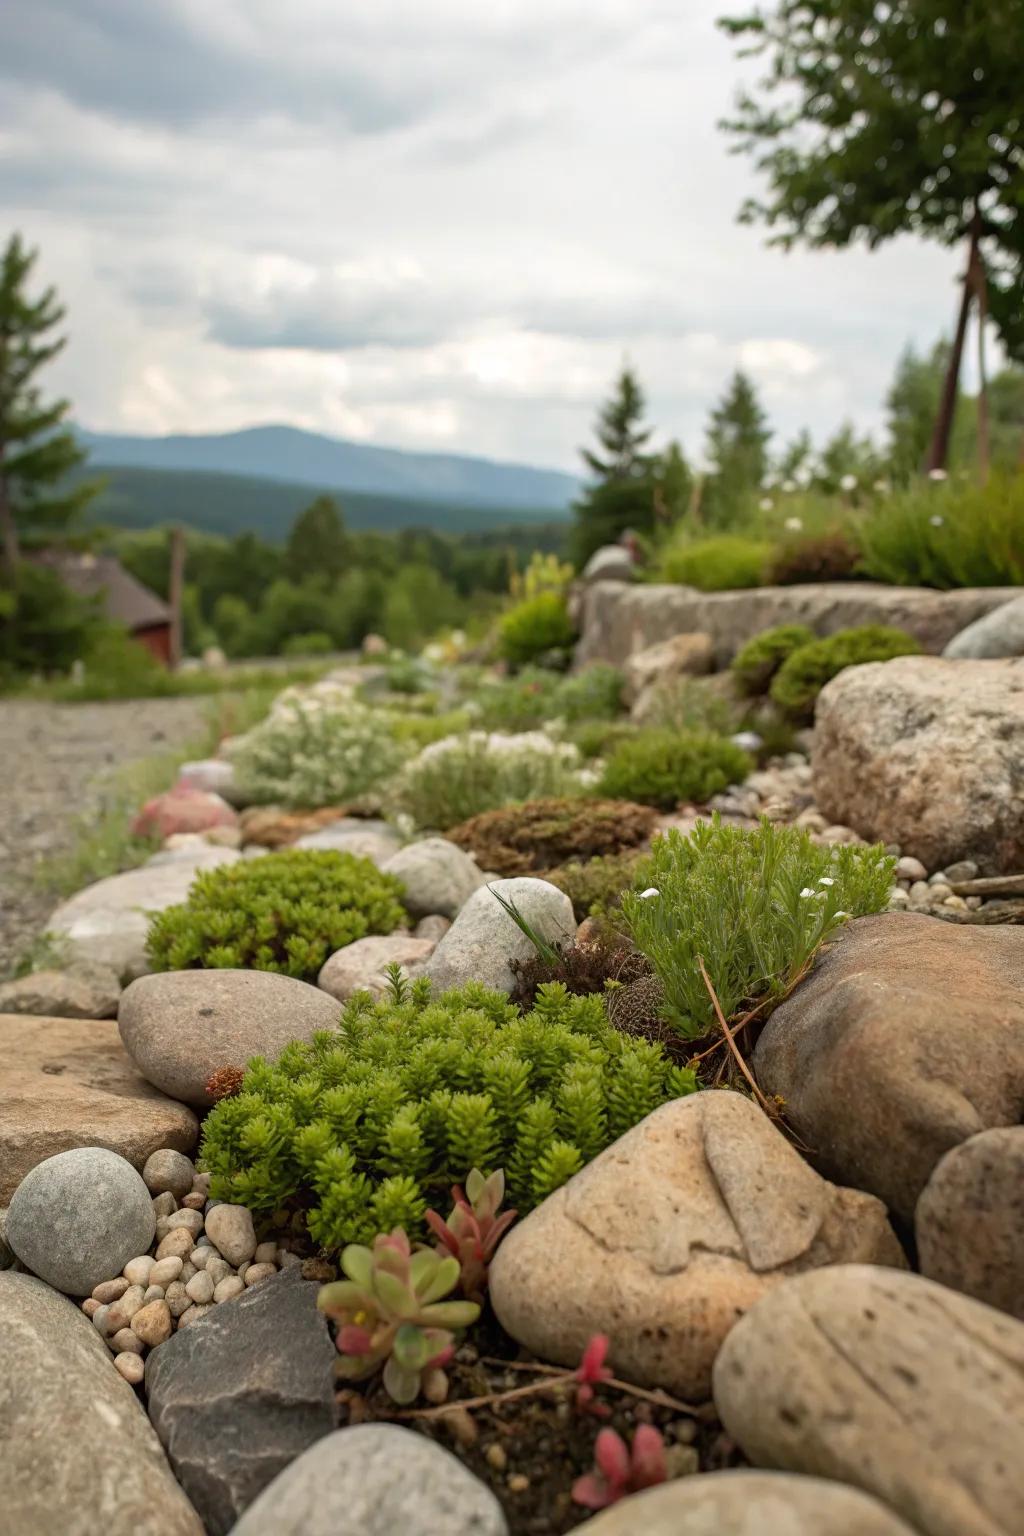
[[0, 698, 211, 974]]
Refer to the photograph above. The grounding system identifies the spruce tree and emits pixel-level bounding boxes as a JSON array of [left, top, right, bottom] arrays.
[[704, 371, 771, 525], [285, 494, 349, 583], [0, 234, 95, 575], [572, 368, 657, 565]]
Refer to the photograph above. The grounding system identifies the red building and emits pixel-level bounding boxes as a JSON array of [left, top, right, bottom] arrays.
[[37, 551, 173, 664]]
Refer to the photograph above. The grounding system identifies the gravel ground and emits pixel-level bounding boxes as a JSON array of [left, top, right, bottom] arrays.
[[0, 698, 211, 974]]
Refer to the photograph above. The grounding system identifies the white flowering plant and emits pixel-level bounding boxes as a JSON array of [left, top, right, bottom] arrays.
[[623, 816, 894, 1040], [394, 730, 586, 829], [229, 695, 410, 808]]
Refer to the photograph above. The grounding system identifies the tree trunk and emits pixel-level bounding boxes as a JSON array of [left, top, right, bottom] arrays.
[[0, 462, 19, 579], [972, 238, 991, 484], [926, 214, 980, 475]]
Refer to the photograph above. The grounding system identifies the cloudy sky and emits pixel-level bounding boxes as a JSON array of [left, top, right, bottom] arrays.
[[1, 0, 967, 471]]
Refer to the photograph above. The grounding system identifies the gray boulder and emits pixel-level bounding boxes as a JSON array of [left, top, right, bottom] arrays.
[[317, 934, 437, 1002], [423, 877, 576, 994], [229, 1425, 508, 1536], [944, 594, 1024, 659], [382, 836, 488, 919], [119, 969, 341, 1106], [0, 960, 121, 1019], [7, 1147, 155, 1296], [0, 1271, 203, 1536], [580, 545, 636, 584], [915, 1127, 1024, 1319], [146, 1268, 335, 1536], [293, 825, 402, 864]]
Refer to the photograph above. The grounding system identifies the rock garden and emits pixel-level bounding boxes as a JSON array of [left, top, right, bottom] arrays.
[[2, 552, 1024, 1536]]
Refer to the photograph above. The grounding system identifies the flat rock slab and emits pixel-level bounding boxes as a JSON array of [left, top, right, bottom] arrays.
[[0, 1270, 203, 1536], [712, 1264, 1024, 1536], [145, 1267, 336, 1535], [0, 1013, 198, 1203]]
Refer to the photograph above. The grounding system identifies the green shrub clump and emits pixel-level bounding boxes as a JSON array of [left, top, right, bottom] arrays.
[[146, 849, 407, 982], [659, 535, 772, 591], [446, 797, 657, 877], [731, 624, 816, 697], [468, 665, 623, 734], [546, 850, 646, 921], [498, 592, 577, 667], [857, 474, 1024, 589], [624, 817, 895, 1040], [229, 696, 409, 808], [770, 624, 921, 719], [766, 530, 861, 586], [199, 979, 697, 1250], [394, 733, 584, 829], [598, 729, 752, 810]]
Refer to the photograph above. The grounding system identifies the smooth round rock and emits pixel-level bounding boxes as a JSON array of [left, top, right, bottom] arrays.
[[177, 1302, 214, 1328], [131, 1300, 173, 1347], [205, 1257, 232, 1285], [165, 1209, 204, 1238], [186, 1271, 215, 1305], [205, 1205, 257, 1268], [143, 1150, 196, 1201], [115, 1352, 146, 1385], [916, 1126, 1024, 1318], [124, 1255, 156, 1287], [143, 1284, 165, 1304], [253, 1242, 277, 1265], [6, 1149, 156, 1297], [213, 1275, 245, 1303], [111, 1327, 146, 1356], [92, 1277, 130, 1304], [243, 1263, 277, 1287], [151, 1192, 177, 1219], [156, 1229, 194, 1262], [149, 1256, 184, 1287], [165, 1282, 191, 1318]]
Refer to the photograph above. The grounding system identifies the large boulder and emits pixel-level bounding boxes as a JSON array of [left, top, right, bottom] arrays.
[[119, 969, 341, 1107], [0, 1271, 203, 1536], [812, 656, 1024, 873], [712, 1265, 1024, 1536], [6, 1147, 155, 1296], [0, 960, 120, 1018], [382, 836, 487, 919], [146, 1268, 336, 1536], [47, 848, 240, 980], [229, 1426, 508, 1536], [422, 877, 576, 995], [623, 631, 714, 712], [753, 914, 1024, 1223], [944, 593, 1024, 659], [317, 934, 436, 1002], [915, 1127, 1024, 1319], [0, 1012, 198, 1203], [575, 580, 1022, 670], [489, 1092, 904, 1401], [577, 1471, 917, 1536]]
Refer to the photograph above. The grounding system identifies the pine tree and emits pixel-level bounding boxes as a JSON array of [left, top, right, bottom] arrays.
[[704, 371, 771, 525], [572, 368, 657, 565], [0, 234, 96, 574], [653, 440, 694, 527], [285, 494, 349, 583]]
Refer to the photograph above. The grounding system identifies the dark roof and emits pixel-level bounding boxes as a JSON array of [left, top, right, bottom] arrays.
[[35, 552, 172, 630]]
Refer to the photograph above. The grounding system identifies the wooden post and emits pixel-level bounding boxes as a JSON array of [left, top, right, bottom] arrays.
[[926, 211, 980, 475], [972, 239, 991, 485], [168, 524, 185, 670]]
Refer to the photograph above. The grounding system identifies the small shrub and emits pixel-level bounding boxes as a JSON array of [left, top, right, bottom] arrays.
[[554, 664, 625, 723], [498, 592, 577, 667], [281, 631, 334, 657], [632, 675, 737, 734], [623, 817, 895, 1039], [731, 624, 816, 697], [564, 720, 638, 761], [394, 733, 584, 829], [446, 797, 658, 878], [857, 473, 1024, 589], [146, 849, 407, 982], [469, 670, 561, 731], [387, 709, 472, 749], [766, 530, 861, 585], [229, 696, 409, 808], [508, 929, 651, 1009], [546, 850, 647, 921], [770, 624, 921, 719], [597, 729, 752, 810], [0, 565, 102, 684], [198, 978, 698, 1249], [659, 535, 772, 591]]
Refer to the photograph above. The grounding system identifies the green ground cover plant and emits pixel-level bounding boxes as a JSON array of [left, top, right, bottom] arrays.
[[658, 534, 772, 591], [857, 474, 1024, 589], [498, 592, 577, 666], [394, 735, 583, 829], [731, 624, 816, 697], [623, 817, 894, 1040], [545, 850, 647, 922], [146, 848, 406, 981], [199, 978, 697, 1250], [597, 729, 752, 810], [230, 696, 409, 808], [769, 624, 921, 719]]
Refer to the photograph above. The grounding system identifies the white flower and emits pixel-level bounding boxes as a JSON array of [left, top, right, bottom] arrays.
[[799, 888, 816, 899], [639, 887, 660, 899], [835, 910, 851, 920], [928, 468, 948, 482], [783, 516, 803, 532], [759, 496, 774, 512], [818, 876, 835, 886], [781, 479, 797, 494], [929, 514, 944, 527], [840, 474, 858, 492]]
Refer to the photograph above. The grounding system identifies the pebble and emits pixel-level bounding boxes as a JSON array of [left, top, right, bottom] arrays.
[[205, 1257, 232, 1286], [124, 1255, 155, 1287], [896, 855, 928, 881], [91, 1304, 112, 1336], [277, 1249, 301, 1269], [165, 1281, 191, 1318], [507, 1474, 530, 1494], [110, 1327, 145, 1355], [114, 1352, 146, 1385], [151, 1192, 177, 1219], [186, 1271, 215, 1305], [178, 1302, 214, 1328], [131, 1299, 173, 1347], [81, 1297, 101, 1318], [92, 1277, 129, 1304], [927, 881, 953, 901], [142, 1149, 196, 1201], [888, 889, 910, 909], [156, 1229, 194, 1262], [205, 1204, 257, 1267], [253, 1241, 277, 1265], [165, 1209, 204, 1238], [107, 1284, 146, 1328], [143, 1284, 165, 1304], [966, 896, 983, 910], [486, 1444, 508, 1472], [192, 1173, 211, 1196], [180, 1261, 197, 1283], [213, 1275, 245, 1302], [182, 1193, 206, 1210], [943, 895, 969, 910], [941, 860, 979, 883], [909, 880, 932, 905], [243, 1263, 277, 1287], [189, 1246, 213, 1271], [149, 1256, 183, 1287]]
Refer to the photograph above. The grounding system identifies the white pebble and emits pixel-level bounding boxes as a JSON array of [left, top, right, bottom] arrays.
[[204, 1204, 257, 1268], [114, 1353, 145, 1385], [110, 1327, 145, 1356], [185, 1271, 215, 1305], [253, 1241, 277, 1266], [165, 1208, 204, 1238], [143, 1284, 165, 1304], [213, 1275, 245, 1303], [92, 1277, 129, 1304], [943, 895, 969, 910], [895, 855, 928, 881], [243, 1263, 277, 1287], [189, 1247, 212, 1271], [123, 1255, 155, 1287], [149, 1256, 183, 1287], [180, 1260, 197, 1283], [927, 881, 953, 901], [205, 1257, 231, 1286], [966, 896, 983, 910]]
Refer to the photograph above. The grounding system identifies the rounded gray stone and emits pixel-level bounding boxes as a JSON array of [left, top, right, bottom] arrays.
[[381, 837, 487, 920], [915, 1126, 1024, 1319], [943, 594, 1024, 659], [229, 1425, 508, 1536], [7, 1147, 156, 1297], [118, 969, 342, 1106], [143, 1149, 196, 1200], [423, 877, 576, 995]]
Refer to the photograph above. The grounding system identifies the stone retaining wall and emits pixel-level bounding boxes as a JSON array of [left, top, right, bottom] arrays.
[[575, 580, 1024, 669]]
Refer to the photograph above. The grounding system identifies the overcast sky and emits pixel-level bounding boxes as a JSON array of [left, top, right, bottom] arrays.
[[1, 0, 967, 471]]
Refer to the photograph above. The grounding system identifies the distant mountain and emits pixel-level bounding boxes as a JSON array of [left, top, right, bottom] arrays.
[[75, 464, 570, 542], [77, 423, 579, 513]]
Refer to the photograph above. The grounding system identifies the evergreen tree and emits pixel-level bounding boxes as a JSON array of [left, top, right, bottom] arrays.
[[718, 0, 1024, 469], [704, 371, 771, 525], [815, 421, 881, 494], [776, 429, 813, 488], [0, 233, 96, 574], [572, 368, 657, 564], [654, 440, 695, 527], [285, 494, 348, 583]]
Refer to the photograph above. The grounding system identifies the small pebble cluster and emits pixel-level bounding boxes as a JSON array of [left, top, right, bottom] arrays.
[[80, 1148, 298, 1386], [887, 856, 982, 914]]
